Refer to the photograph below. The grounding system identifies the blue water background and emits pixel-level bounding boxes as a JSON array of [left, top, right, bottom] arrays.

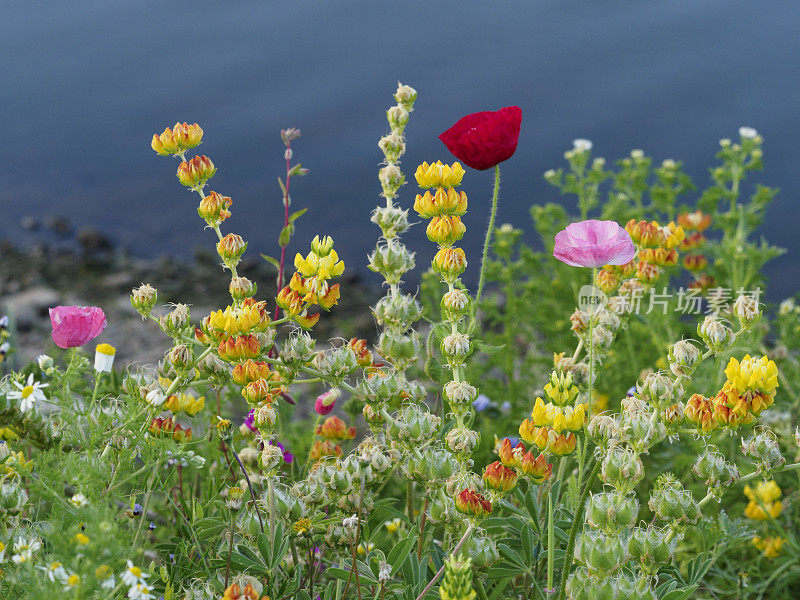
[[2, 1, 799, 299]]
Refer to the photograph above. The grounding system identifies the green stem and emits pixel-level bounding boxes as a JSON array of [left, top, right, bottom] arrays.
[[474, 164, 501, 311], [547, 486, 555, 592], [556, 458, 601, 600]]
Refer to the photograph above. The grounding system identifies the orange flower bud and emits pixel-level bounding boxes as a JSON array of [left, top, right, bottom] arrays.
[[498, 437, 525, 467], [217, 233, 247, 263], [454, 488, 492, 518], [197, 191, 232, 225], [222, 583, 261, 600], [483, 461, 518, 493], [232, 360, 273, 386], [242, 378, 275, 406], [217, 335, 260, 362], [151, 122, 203, 156], [518, 451, 552, 483], [683, 254, 708, 272], [680, 232, 706, 251], [635, 260, 661, 284], [684, 394, 717, 433], [677, 210, 711, 232], [597, 268, 620, 294], [177, 155, 216, 188], [688, 273, 715, 292], [432, 247, 467, 280], [426, 215, 466, 246]]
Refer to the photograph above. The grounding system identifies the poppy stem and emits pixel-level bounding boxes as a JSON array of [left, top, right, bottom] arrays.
[[474, 164, 501, 311]]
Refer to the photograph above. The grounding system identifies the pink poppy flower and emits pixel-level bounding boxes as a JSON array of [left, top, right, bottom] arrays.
[[553, 220, 635, 268], [49, 306, 107, 349]]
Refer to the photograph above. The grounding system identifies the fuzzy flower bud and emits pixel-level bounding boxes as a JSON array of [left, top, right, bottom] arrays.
[[394, 83, 417, 112], [217, 233, 247, 264], [648, 474, 700, 525], [229, 277, 257, 301], [698, 316, 735, 354], [432, 247, 467, 281], [733, 294, 761, 330], [600, 446, 644, 492], [151, 122, 203, 156], [454, 489, 492, 519], [445, 427, 480, 458], [667, 339, 701, 377], [444, 380, 478, 407], [741, 430, 785, 475], [167, 344, 192, 370], [441, 332, 471, 361], [131, 284, 158, 317], [586, 492, 639, 531], [387, 105, 409, 130]]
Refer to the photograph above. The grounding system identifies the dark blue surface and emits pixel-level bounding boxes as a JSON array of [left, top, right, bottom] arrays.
[[1, 1, 798, 298]]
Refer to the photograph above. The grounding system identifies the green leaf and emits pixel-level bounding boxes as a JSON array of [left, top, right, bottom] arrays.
[[661, 586, 699, 600], [288, 208, 308, 223], [260, 254, 281, 270], [279, 224, 294, 247], [388, 529, 417, 576]]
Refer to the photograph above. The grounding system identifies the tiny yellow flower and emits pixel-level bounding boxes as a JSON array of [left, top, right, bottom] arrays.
[[384, 517, 402, 534], [752, 536, 785, 558], [293, 518, 311, 535], [72, 533, 89, 545]]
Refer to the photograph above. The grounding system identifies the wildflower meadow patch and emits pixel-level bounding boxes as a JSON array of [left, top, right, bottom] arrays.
[[2, 83, 799, 600]]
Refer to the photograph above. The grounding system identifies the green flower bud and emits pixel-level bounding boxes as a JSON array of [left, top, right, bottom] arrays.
[[648, 474, 700, 525], [693, 445, 740, 488], [628, 526, 675, 568], [371, 204, 410, 238], [600, 446, 644, 492], [615, 574, 657, 600], [697, 316, 735, 355], [574, 530, 628, 575], [368, 240, 415, 284], [566, 568, 616, 600], [585, 492, 639, 531], [741, 430, 785, 475], [439, 554, 475, 600]]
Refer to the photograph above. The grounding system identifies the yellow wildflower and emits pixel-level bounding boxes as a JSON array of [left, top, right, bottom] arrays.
[[414, 161, 465, 189], [752, 536, 784, 558], [293, 518, 311, 535]]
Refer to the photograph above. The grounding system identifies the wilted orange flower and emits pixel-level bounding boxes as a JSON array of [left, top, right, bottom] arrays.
[[308, 439, 342, 461], [348, 338, 373, 367], [677, 210, 711, 232], [316, 416, 356, 440]]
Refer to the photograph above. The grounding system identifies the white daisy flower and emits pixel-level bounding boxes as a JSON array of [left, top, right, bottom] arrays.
[[11, 536, 41, 563], [0, 540, 6, 562], [7, 374, 48, 413], [69, 493, 89, 508], [40, 561, 67, 582], [739, 126, 758, 139], [101, 574, 117, 590], [64, 572, 80, 589], [121, 560, 149, 587], [127, 582, 156, 600], [572, 138, 593, 152]]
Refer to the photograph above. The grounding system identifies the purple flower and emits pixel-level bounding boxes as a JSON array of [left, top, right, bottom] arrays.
[[270, 440, 294, 464], [553, 220, 635, 268], [242, 410, 257, 433], [472, 394, 492, 412]]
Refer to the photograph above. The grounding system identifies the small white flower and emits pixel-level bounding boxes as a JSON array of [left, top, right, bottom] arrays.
[[378, 561, 392, 584], [40, 561, 67, 582], [94, 343, 117, 373], [7, 374, 48, 413], [739, 126, 758, 139], [127, 582, 156, 600], [121, 560, 149, 587], [572, 138, 593, 152], [11, 536, 41, 564], [101, 575, 117, 590], [144, 387, 165, 407], [342, 514, 359, 530], [69, 493, 89, 508]]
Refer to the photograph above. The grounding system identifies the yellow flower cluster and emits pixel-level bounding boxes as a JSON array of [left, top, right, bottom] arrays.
[[518, 370, 583, 455], [276, 236, 344, 329], [744, 480, 782, 521], [752, 536, 784, 558], [414, 161, 465, 189], [684, 355, 778, 433], [163, 393, 205, 416], [414, 162, 469, 256], [208, 300, 270, 337]]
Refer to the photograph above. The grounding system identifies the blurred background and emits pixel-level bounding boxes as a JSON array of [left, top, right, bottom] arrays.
[[2, 0, 799, 303]]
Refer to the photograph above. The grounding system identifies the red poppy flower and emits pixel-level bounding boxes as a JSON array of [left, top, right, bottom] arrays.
[[438, 106, 522, 170]]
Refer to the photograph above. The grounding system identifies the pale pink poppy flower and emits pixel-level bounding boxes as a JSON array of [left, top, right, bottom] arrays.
[[49, 306, 107, 349], [553, 219, 635, 268]]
